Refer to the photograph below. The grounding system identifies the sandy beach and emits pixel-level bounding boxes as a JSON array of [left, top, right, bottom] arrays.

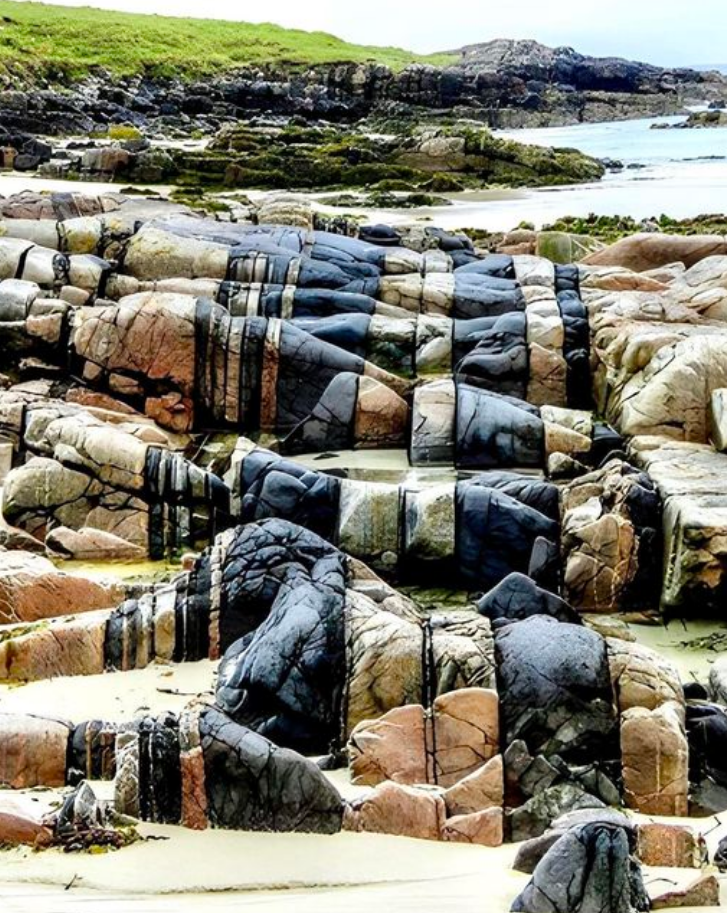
[[0, 649, 726, 913]]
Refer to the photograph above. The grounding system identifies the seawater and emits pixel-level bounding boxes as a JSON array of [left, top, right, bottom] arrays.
[[313, 116, 727, 231]]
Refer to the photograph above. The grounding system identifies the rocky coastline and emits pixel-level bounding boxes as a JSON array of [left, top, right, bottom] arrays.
[[3, 39, 725, 139], [1, 6, 727, 912], [0, 187, 726, 913]]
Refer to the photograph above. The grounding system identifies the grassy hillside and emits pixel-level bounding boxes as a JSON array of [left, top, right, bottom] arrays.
[[0, 0, 457, 81]]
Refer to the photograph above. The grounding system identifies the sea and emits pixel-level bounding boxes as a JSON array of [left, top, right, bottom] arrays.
[[313, 114, 727, 232]]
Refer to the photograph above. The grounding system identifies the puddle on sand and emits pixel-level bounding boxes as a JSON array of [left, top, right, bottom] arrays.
[[628, 618, 727, 684], [292, 449, 542, 485], [56, 558, 182, 584]]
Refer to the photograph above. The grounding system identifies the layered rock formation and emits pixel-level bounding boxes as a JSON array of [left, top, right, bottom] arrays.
[[2, 39, 723, 142], [2, 193, 727, 913]]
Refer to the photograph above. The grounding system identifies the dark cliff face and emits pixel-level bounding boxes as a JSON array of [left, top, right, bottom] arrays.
[[1, 39, 725, 139]]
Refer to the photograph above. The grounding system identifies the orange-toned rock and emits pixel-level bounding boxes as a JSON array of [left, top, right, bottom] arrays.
[[432, 688, 499, 787], [607, 639, 683, 714], [181, 746, 208, 831], [0, 611, 108, 682], [64, 388, 139, 415], [0, 798, 53, 847], [637, 823, 705, 868], [354, 376, 408, 448], [441, 807, 504, 847], [443, 754, 504, 816], [349, 704, 427, 787], [0, 551, 123, 624], [621, 701, 689, 816], [0, 713, 70, 788], [651, 874, 720, 909], [343, 782, 446, 841], [145, 393, 194, 434], [582, 234, 727, 272], [73, 294, 197, 397]]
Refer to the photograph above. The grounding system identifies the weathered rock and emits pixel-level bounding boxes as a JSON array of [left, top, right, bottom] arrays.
[[349, 705, 428, 787], [583, 234, 727, 272], [200, 706, 343, 834], [0, 611, 108, 682], [0, 551, 123, 623], [432, 688, 499, 787], [651, 874, 720, 910], [607, 639, 683, 714], [495, 616, 618, 768], [509, 783, 606, 843], [443, 755, 504, 816], [0, 797, 53, 847], [45, 526, 146, 561], [636, 822, 706, 868], [621, 701, 689, 816], [511, 822, 649, 913], [0, 713, 70, 788], [343, 781, 446, 841], [441, 807, 504, 847]]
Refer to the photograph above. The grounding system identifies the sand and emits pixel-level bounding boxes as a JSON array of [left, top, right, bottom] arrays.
[[0, 660, 217, 722]]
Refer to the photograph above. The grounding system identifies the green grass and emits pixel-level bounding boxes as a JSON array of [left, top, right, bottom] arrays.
[[0, 0, 457, 81]]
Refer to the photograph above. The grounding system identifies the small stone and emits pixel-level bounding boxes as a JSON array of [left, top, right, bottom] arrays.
[[651, 874, 720, 910]]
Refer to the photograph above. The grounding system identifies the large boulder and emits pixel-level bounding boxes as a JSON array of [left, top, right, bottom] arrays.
[[199, 706, 343, 834], [621, 701, 689, 816], [511, 822, 649, 913], [0, 551, 124, 624], [495, 616, 618, 767], [582, 233, 727, 272], [0, 713, 71, 788], [607, 639, 683, 714], [343, 781, 446, 841]]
